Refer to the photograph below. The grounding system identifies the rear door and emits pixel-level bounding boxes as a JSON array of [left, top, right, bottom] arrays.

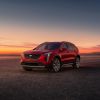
[[66, 43, 76, 62], [60, 42, 71, 63], [60, 43, 67, 63]]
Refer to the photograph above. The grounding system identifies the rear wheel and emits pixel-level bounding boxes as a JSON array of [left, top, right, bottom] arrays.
[[51, 58, 61, 72], [72, 57, 80, 69], [23, 66, 32, 71]]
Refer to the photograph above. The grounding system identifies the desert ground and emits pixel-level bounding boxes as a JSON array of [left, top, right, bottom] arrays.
[[0, 55, 100, 100]]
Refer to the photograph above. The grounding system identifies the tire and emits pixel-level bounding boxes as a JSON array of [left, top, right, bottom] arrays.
[[23, 66, 32, 71], [51, 58, 61, 72], [72, 57, 80, 69]]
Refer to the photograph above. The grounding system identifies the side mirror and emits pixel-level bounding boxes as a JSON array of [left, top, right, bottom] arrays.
[[33, 48, 36, 50]]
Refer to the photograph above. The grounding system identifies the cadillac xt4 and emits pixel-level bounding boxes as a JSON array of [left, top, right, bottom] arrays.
[[20, 41, 80, 72]]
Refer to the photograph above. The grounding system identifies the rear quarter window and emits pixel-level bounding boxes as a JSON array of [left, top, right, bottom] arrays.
[[67, 43, 78, 51]]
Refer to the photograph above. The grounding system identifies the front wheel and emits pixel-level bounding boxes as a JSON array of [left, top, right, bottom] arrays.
[[72, 57, 80, 69], [51, 58, 61, 72]]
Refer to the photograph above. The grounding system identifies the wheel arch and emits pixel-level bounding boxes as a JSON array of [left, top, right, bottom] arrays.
[[76, 55, 80, 60], [54, 55, 61, 62]]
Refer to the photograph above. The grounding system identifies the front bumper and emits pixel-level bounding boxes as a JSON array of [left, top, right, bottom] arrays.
[[21, 62, 46, 68], [20, 53, 54, 68]]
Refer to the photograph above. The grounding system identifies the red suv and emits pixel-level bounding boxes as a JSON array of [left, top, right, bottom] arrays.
[[21, 41, 80, 72]]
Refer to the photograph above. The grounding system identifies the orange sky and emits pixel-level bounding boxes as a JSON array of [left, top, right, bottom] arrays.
[[0, 23, 100, 55], [0, 44, 100, 55], [79, 46, 100, 53], [0, 44, 37, 55]]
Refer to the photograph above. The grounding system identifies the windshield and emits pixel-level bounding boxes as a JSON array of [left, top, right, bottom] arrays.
[[35, 42, 61, 51]]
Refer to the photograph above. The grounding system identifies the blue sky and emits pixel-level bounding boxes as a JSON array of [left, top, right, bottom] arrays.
[[0, 0, 100, 28]]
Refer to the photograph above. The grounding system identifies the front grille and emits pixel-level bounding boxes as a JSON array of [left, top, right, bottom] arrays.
[[24, 54, 41, 59], [22, 62, 38, 66]]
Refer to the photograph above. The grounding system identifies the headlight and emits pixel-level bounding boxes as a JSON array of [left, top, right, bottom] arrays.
[[44, 52, 51, 57], [44, 52, 52, 62]]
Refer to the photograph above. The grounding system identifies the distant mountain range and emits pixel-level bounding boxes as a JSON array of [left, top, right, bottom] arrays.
[[81, 52, 100, 56], [0, 54, 20, 56]]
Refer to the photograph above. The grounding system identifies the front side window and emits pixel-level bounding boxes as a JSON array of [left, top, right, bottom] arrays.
[[61, 43, 68, 49]]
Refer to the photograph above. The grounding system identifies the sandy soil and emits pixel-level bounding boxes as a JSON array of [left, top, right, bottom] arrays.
[[0, 55, 100, 100]]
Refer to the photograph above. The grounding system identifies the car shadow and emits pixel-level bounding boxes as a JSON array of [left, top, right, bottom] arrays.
[[20, 66, 100, 74]]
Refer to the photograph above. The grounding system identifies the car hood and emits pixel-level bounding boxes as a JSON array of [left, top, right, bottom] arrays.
[[24, 49, 53, 55]]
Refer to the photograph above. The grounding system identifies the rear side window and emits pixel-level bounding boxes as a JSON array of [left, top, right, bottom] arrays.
[[67, 43, 73, 51], [67, 43, 78, 51], [61, 42, 78, 52], [61, 43, 68, 49], [71, 44, 78, 51]]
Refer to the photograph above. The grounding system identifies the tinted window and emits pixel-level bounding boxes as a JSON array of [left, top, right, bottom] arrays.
[[45, 43, 61, 50], [35, 43, 46, 51], [67, 43, 72, 51], [67, 43, 78, 51], [67, 43, 74, 51], [61, 43, 68, 49], [35, 43, 61, 50], [71, 44, 78, 51], [63, 43, 67, 48]]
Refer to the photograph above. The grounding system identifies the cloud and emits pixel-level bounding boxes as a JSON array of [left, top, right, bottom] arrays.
[[79, 45, 100, 49], [78, 45, 100, 53], [92, 45, 100, 49], [0, 43, 38, 48], [0, 37, 5, 40]]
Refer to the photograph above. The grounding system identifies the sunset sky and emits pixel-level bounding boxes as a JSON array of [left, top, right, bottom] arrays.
[[0, 0, 100, 54]]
